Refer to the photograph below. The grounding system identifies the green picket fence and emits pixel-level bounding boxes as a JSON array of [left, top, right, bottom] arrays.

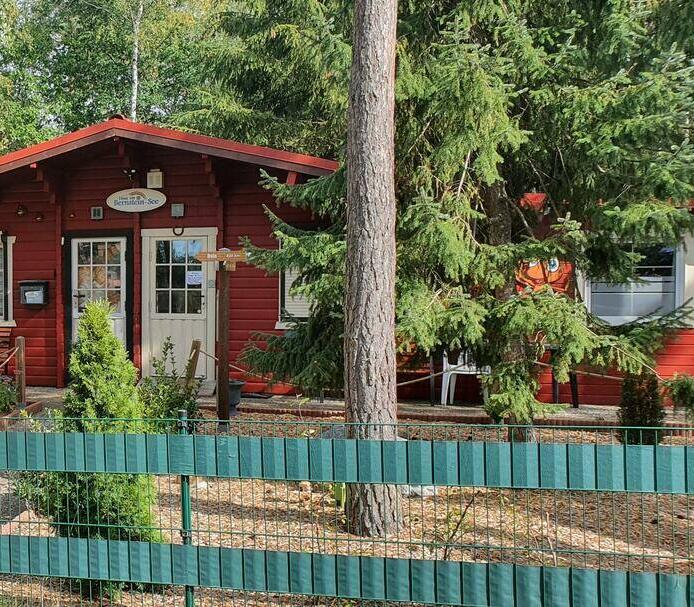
[[0, 415, 690, 606]]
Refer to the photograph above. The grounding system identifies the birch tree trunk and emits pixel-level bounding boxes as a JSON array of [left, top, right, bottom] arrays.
[[344, 0, 401, 536], [129, 0, 144, 121]]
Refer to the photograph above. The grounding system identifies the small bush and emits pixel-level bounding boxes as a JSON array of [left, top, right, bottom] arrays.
[[617, 372, 665, 444], [663, 373, 694, 417], [0, 375, 16, 413], [14, 302, 160, 595], [139, 337, 200, 424]]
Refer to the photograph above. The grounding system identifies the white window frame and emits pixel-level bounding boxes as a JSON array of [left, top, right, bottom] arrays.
[[582, 244, 685, 325], [0, 236, 16, 326]]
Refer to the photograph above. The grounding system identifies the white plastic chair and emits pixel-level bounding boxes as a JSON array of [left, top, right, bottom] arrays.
[[440, 350, 491, 405]]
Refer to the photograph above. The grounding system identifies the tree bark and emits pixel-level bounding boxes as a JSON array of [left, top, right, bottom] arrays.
[[129, 0, 144, 121], [344, 0, 401, 536]]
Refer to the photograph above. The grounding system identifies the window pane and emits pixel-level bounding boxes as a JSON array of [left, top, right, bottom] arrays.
[[187, 239, 203, 262], [92, 289, 106, 303], [156, 290, 169, 313], [92, 267, 106, 288], [172, 240, 186, 263], [155, 266, 169, 289], [592, 293, 632, 317], [171, 290, 185, 313], [77, 290, 90, 312], [633, 292, 675, 316], [92, 242, 105, 264], [78, 242, 91, 264], [187, 291, 203, 314], [187, 265, 202, 289], [77, 267, 91, 289], [171, 266, 185, 288], [107, 266, 121, 289], [107, 242, 121, 264], [107, 290, 122, 312], [156, 241, 170, 264]]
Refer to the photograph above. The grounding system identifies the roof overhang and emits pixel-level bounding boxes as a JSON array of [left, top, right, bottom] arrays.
[[0, 118, 339, 177]]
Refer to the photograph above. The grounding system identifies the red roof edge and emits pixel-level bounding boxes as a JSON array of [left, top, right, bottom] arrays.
[[0, 118, 339, 177]]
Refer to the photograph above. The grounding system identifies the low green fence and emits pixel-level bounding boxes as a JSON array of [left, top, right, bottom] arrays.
[[0, 416, 690, 606]]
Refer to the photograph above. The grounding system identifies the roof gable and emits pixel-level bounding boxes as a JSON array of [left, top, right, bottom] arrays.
[[0, 118, 338, 177]]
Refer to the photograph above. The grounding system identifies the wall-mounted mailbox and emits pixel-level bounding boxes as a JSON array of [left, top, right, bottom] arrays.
[[19, 281, 49, 306]]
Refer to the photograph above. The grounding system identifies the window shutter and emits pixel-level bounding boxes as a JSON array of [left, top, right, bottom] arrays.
[[282, 269, 311, 319]]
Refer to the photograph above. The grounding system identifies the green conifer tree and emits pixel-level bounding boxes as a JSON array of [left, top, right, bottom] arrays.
[[181, 1, 694, 424], [16, 302, 159, 554]]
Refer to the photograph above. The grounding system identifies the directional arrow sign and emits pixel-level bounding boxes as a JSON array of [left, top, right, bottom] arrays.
[[196, 249, 247, 264]]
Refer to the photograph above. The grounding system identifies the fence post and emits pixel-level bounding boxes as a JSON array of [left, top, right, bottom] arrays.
[[178, 409, 194, 607], [15, 336, 26, 408]]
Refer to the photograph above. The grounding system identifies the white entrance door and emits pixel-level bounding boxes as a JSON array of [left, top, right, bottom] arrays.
[[141, 229, 217, 378], [71, 237, 127, 344]]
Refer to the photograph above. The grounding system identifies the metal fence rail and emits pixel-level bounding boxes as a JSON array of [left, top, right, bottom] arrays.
[[0, 415, 690, 606]]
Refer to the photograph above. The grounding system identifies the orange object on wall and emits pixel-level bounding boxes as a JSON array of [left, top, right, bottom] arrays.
[[515, 258, 574, 295]]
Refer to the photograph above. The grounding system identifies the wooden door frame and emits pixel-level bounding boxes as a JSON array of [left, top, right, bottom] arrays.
[[63, 230, 135, 378], [140, 227, 218, 378]]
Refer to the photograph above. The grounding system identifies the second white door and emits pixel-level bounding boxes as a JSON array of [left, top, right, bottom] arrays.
[[141, 229, 217, 378]]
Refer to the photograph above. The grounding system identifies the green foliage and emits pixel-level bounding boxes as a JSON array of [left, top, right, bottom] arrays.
[[9, 0, 214, 130], [62, 302, 142, 423], [663, 373, 694, 416], [0, 0, 54, 152], [618, 373, 665, 445], [139, 337, 200, 422], [0, 376, 16, 413], [15, 302, 159, 568], [183, 1, 694, 423]]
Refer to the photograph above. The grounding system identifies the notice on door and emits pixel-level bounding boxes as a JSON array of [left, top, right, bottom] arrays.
[[186, 270, 203, 286]]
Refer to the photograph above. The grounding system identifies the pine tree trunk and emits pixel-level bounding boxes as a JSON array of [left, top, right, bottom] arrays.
[[344, 0, 401, 536], [484, 180, 538, 442]]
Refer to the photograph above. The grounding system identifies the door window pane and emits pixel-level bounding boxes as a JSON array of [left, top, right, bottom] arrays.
[[156, 266, 169, 289], [156, 290, 169, 313], [77, 267, 91, 289], [107, 242, 121, 264], [187, 291, 203, 314], [171, 290, 186, 313], [187, 239, 203, 261], [107, 290, 122, 312], [92, 267, 106, 288], [78, 242, 91, 265], [92, 242, 105, 264], [171, 240, 186, 263], [107, 266, 121, 288], [156, 241, 170, 264], [171, 266, 186, 288]]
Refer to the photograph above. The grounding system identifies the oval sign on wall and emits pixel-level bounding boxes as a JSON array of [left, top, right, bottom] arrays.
[[106, 189, 166, 213]]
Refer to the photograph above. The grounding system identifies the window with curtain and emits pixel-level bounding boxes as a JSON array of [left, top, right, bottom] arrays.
[[589, 245, 679, 325]]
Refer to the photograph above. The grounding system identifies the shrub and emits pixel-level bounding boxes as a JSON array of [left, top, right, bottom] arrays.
[[14, 301, 160, 596], [0, 375, 16, 413], [617, 372, 665, 444], [663, 373, 694, 417], [139, 337, 200, 424]]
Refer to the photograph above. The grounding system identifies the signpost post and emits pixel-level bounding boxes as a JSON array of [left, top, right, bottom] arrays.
[[196, 248, 247, 420]]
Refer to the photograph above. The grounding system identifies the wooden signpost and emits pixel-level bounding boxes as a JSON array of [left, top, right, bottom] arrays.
[[196, 248, 247, 420]]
